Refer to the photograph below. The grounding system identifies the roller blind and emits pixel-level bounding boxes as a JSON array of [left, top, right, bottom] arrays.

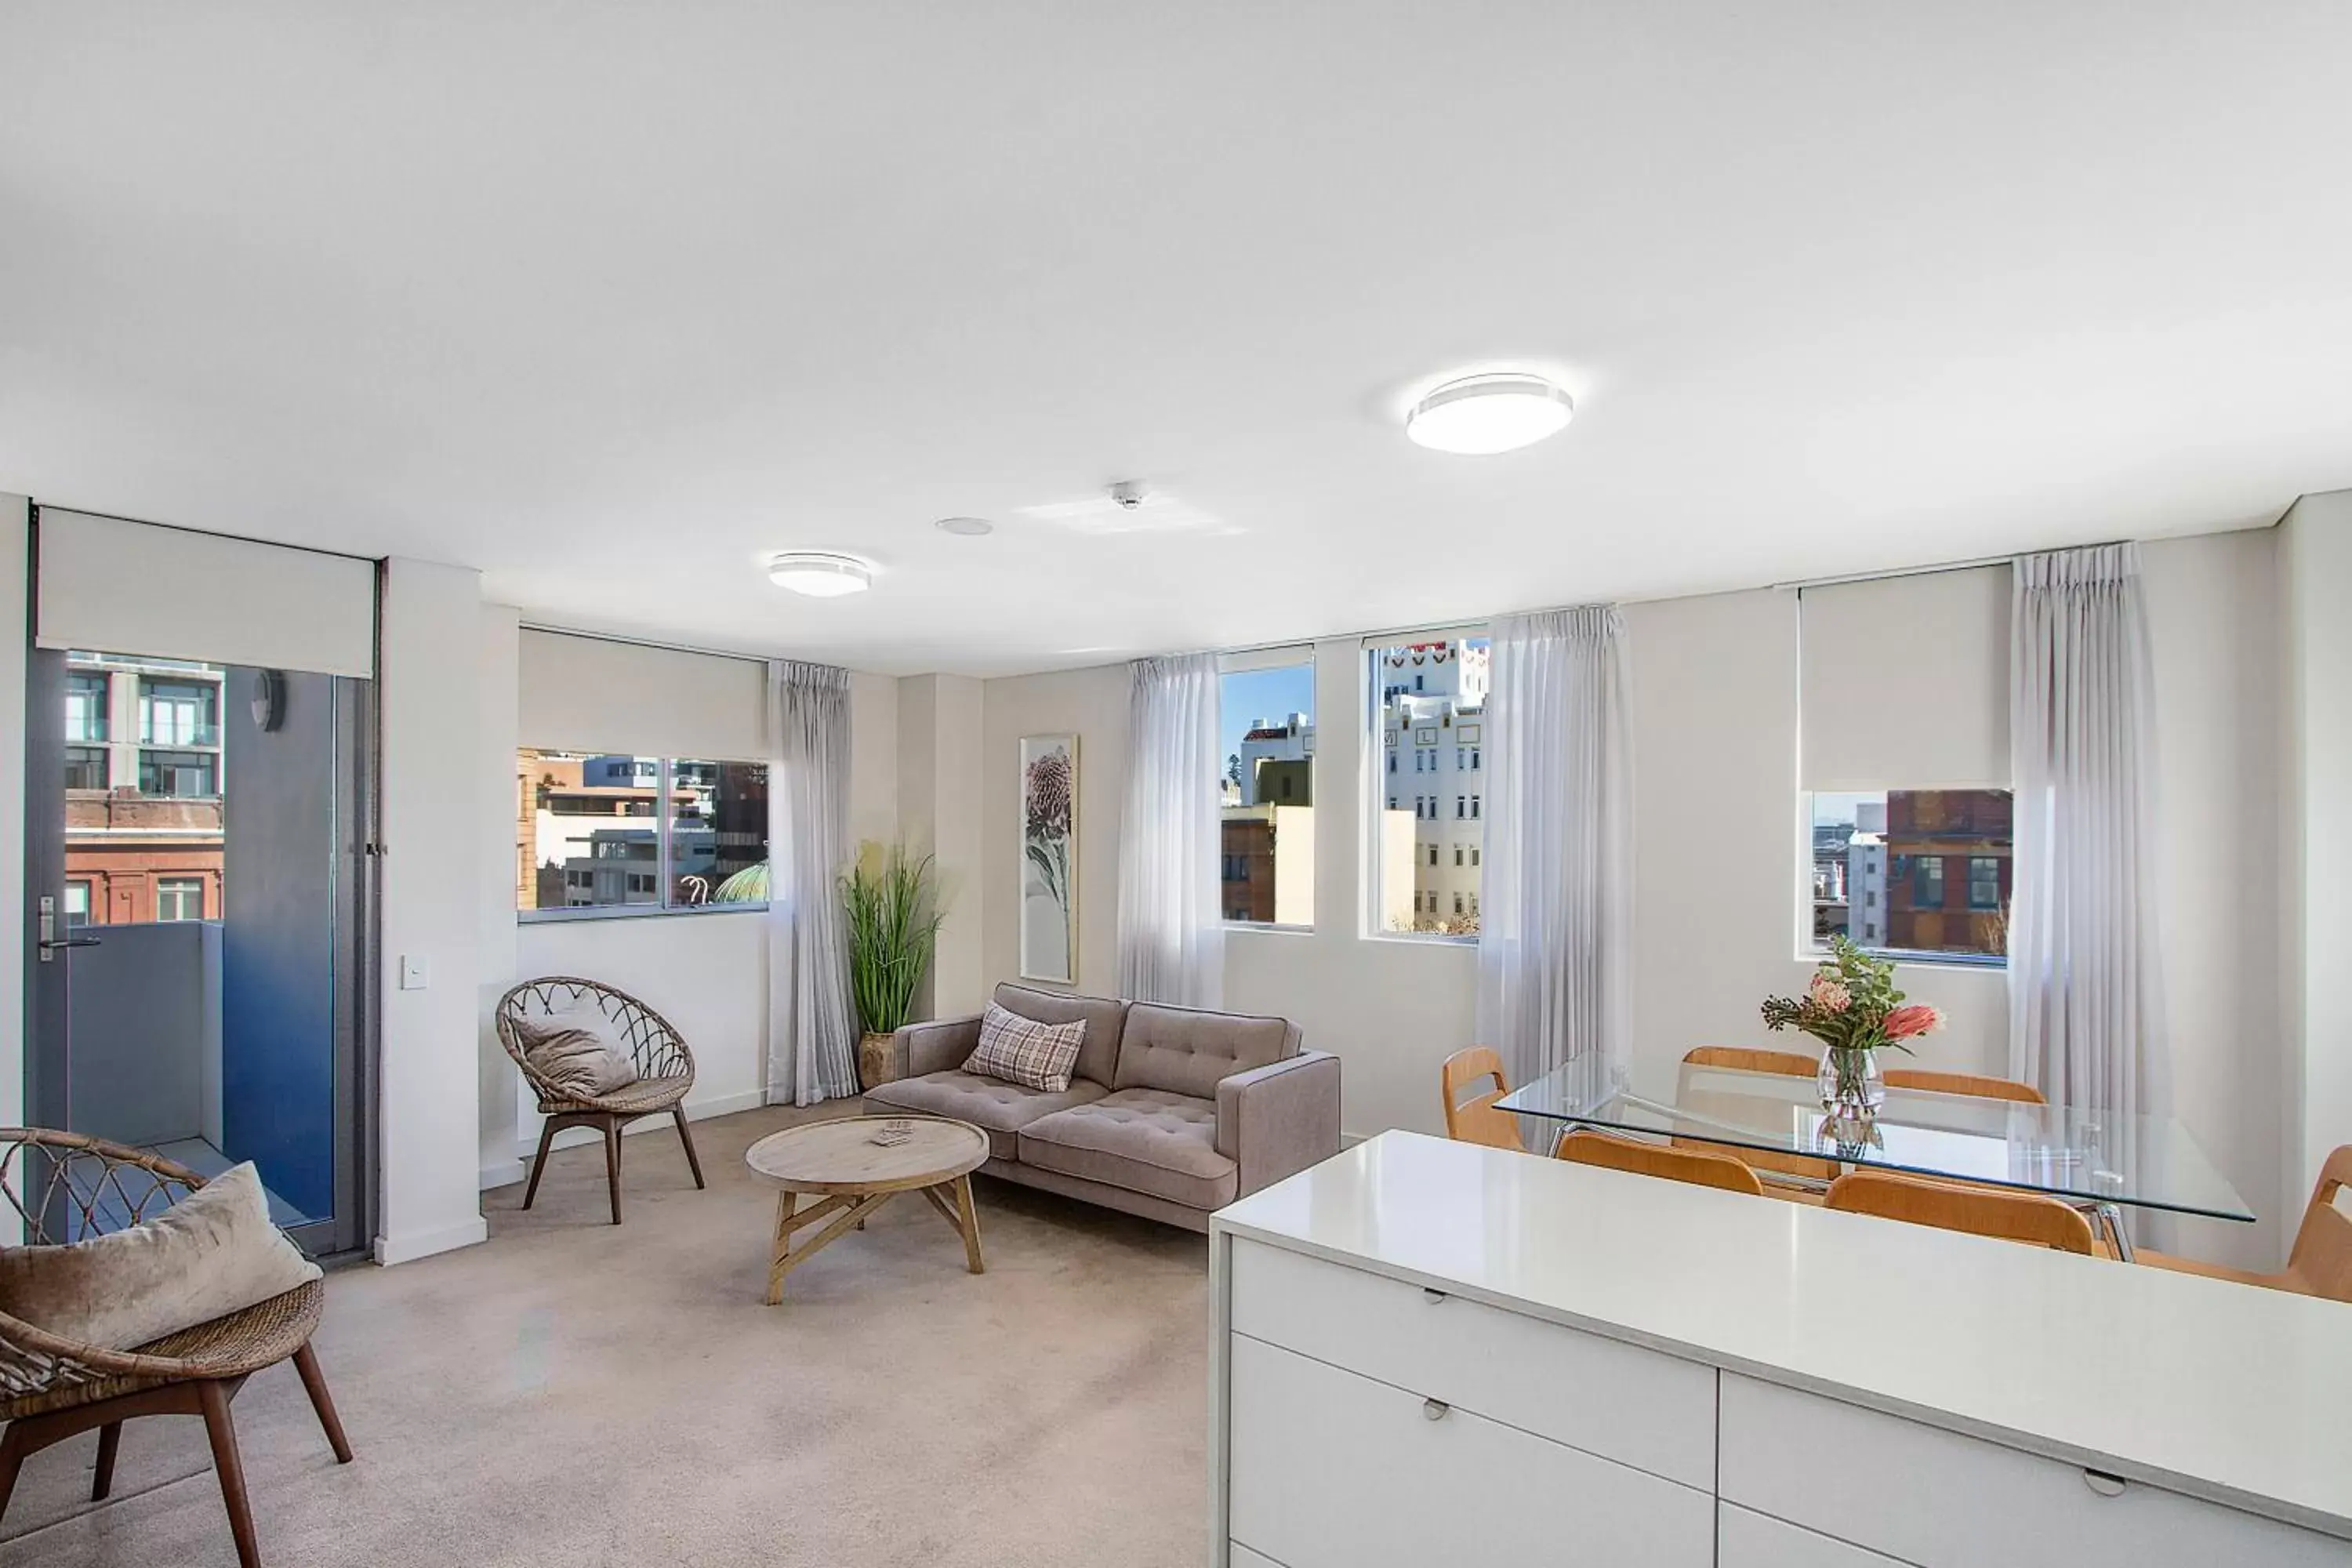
[[1798, 564, 2009, 791], [34, 509, 377, 677], [517, 628, 767, 760]]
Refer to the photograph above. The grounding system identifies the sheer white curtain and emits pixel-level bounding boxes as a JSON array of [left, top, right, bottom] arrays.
[[766, 659, 858, 1105], [2008, 543, 2167, 1119], [1475, 606, 1634, 1101], [1116, 653, 1225, 1007]]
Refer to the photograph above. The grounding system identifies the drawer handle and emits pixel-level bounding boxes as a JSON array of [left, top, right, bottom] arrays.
[[2082, 1470, 2127, 1498], [1421, 1287, 1447, 1305], [1422, 1398, 1450, 1421]]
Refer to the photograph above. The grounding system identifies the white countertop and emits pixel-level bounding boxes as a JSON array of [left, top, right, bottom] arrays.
[[1212, 1131, 2352, 1541]]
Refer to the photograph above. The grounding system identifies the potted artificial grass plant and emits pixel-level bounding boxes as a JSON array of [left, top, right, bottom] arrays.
[[844, 843, 946, 1092]]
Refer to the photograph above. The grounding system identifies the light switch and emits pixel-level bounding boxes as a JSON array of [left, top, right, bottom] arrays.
[[399, 954, 430, 990]]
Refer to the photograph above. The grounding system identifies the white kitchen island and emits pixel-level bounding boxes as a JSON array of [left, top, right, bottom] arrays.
[[1207, 1131, 2352, 1568]]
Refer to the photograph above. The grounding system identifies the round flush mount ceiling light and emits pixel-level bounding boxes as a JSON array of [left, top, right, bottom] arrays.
[[1404, 372, 1574, 456], [935, 516, 995, 536], [766, 551, 873, 597]]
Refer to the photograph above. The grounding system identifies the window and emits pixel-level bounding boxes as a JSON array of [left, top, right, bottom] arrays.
[[155, 877, 204, 922], [1471, 794, 1482, 820], [517, 750, 769, 916], [66, 672, 108, 742], [1806, 790, 2011, 961], [1369, 633, 1489, 935], [65, 746, 107, 790], [140, 677, 218, 746], [1387, 753, 1396, 775], [1969, 855, 2002, 911], [1913, 856, 1944, 909], [140, 750, 217, 797], [1472, 747, 1482, 771], [64, 881, 91, 927], [1218, 655, 1315, 926]]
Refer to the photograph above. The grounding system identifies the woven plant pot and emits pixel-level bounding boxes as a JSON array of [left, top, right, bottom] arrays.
[[858, 1031, 901, 1093]]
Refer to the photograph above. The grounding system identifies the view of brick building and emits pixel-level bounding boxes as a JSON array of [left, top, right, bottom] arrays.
[[63, 652, 226, 925], [1883, 788, 2013, 956]]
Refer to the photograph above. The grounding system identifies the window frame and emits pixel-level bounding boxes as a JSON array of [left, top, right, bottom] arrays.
[[517, 752, 771, 923], [155, 877, 205, 923]]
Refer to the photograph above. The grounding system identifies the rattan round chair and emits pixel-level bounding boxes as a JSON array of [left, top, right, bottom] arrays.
[[495, 976, 706, 1225], [0, 1129, 351, 1568]]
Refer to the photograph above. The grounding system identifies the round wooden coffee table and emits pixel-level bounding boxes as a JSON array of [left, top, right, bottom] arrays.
[[743, 1115, 989, 1305]]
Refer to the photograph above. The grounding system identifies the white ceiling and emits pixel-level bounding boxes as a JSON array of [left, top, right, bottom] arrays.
[[5, 5, 2350, 677]]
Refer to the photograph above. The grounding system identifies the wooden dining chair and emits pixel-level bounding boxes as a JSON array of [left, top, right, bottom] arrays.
[[1441, 1047, 1530, 1152], [1825, 1168, 2096, 1254], [1882, 1069, 2046, 1104], [1682, 1046, 1820, 1078], [2137, 1145, 2352, 1301], [1557, 1129, 1766, 1197], [1676, 1047, 1836, 1187]]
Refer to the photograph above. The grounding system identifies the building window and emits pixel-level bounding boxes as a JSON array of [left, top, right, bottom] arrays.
[[155, 877, 204, 922], [1472, 747, 1482, 771], [65, 745, 107, 791], [1453, 892, 1465, 916], [140, 677, 218, 746], [140, 750, 217, 798], [1219, 655, 1315, 927], [1369, 633, 1489, 936], [1387, 753, 1396, 774], [1471, 794, 1482, 820], [518, 750, 770, 917], [66, 672, 108, 742], [1471, 847, 1480, 866], [64, 881, 92, 927], [1806, 790, 2010, 962]]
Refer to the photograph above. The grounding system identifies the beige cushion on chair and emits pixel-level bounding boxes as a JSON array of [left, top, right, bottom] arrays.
[[0, 1162, 322, 1351], [514, 1012, 638, 1096]]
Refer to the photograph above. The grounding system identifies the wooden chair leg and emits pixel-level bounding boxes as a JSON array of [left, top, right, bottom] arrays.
[[521, 1115, 561, 1210], [196, 1380, 262, 1568], [603, 1117, 623, 1225], [0, 1422, 26, 1523], [92, 1420, 122, 1501], [292, 1342, 354, 1464], [672, 1105, 706, 1190]]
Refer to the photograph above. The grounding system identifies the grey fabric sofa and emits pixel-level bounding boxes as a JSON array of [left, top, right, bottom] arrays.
[[862, 982, 1341, 1232]]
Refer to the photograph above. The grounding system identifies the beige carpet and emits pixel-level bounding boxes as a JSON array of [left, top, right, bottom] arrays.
[[0, 1105, 1210, 1567]]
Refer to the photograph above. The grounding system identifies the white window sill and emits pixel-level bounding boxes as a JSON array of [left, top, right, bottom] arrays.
[[519, 902, 768, 926]]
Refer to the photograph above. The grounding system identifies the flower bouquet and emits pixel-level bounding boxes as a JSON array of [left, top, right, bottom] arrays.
[[1761, 936, 1943, 1116]]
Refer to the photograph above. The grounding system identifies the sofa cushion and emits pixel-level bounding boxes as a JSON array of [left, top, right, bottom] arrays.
[[991, 983, 1129, 1088], [863, 1071, 1108, 1160], [964, 1002, 1088, 1093], [1112, 1003, 1301, 1099], [1018, 1089, 1238, 1210]]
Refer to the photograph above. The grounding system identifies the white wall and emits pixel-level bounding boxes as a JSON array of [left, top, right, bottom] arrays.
[[2282, 491, 2352, 1224], [477, 606, 523, 1187], [376, 557, 491, 1264], [898, 673, 988, 1017], [964, 527, 2292, 1264]]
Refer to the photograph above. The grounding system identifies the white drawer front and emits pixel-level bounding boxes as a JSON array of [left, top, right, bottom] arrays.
[[1228, 1333, 1713, 1568], [1721, 1374, 2350, 1567], [1719, 1504, 1907, 1568], [1229, 1237, 1716, 1490]]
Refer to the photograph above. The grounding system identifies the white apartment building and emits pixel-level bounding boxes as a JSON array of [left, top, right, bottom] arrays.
[[1375, 640, 1488, 932]]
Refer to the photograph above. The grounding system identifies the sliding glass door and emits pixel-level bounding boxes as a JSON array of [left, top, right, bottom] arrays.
[[24, 646, 375, 1257]]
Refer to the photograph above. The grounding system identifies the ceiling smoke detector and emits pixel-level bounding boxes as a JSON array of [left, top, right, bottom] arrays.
[[1109, 479, 1148, 510], [766, 551, 873, 597], [1405, 372, 1574, 455]]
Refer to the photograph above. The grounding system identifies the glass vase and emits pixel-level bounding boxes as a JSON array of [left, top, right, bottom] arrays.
[[1818, 1045, 1885, 1117]]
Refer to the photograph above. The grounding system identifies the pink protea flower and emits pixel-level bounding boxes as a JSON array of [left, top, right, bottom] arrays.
[[1883, 1003, 1944, 1040], [1808, 975, 1852, 1013]]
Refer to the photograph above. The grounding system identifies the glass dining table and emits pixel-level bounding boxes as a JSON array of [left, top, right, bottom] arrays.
[[1494, 1054, 2254, 1259]]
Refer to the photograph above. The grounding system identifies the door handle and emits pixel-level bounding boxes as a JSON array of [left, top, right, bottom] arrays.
[[38, 936, 101, 952]]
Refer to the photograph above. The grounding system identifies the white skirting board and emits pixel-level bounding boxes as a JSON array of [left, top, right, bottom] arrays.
[[373, 1215, 490, 1266], [478, 1088, 768, 1192]]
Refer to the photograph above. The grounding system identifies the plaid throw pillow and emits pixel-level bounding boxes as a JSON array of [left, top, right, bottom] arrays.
[[964, 1001, 1087, 1093]]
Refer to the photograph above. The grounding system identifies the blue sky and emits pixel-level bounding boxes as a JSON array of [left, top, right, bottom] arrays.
[[1219, 666, 1316, 773]]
